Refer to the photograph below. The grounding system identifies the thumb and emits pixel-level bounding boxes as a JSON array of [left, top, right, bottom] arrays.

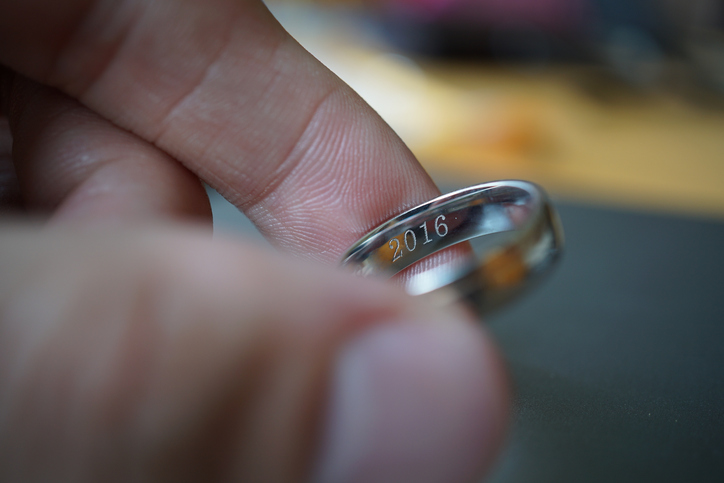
[[0, 225, 509, 483]]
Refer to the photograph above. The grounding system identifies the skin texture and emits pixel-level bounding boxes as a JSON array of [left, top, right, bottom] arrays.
[[0, 1, 510, 482], [4, 0, 440, 251]]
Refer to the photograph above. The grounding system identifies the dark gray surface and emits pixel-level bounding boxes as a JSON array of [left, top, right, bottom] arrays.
[[486, 202, 724, 483], [208, 186, 724, 482]]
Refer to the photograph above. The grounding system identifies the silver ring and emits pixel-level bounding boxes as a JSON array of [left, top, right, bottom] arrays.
[[341, 180, 564, 315]]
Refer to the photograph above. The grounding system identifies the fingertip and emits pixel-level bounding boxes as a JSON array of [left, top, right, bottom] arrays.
[[313, 316, 510, 483]]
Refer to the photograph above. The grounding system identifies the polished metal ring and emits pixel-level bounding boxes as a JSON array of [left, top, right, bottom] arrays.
[[341, 180, 564, 315]]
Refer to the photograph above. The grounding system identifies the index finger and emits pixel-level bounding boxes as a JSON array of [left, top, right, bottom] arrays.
[[0, 0, 451, 263]]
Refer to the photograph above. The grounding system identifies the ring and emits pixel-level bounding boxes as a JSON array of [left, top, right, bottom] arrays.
[[341, 180, 564, 315]]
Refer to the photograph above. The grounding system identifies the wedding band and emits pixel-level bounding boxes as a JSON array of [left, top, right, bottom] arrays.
[[341, 180, 564, 315]]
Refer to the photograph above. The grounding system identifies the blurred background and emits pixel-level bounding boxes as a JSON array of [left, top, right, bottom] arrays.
[[209, 0, 724, 481]]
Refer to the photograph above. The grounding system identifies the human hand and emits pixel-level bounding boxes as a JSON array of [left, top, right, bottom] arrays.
[[0, 1, 509, 482]]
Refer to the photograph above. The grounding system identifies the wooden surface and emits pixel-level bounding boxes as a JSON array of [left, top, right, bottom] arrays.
[[415, 65, 724, 219]]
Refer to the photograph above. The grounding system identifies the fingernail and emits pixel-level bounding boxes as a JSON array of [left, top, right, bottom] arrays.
[[312, 319, 507, 483]]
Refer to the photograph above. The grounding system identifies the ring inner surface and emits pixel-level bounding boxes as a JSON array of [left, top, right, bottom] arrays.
[[344, 183, 540, 277]]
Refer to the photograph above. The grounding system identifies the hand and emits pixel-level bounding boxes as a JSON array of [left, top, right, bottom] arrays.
[[0, 1, 509, 482]]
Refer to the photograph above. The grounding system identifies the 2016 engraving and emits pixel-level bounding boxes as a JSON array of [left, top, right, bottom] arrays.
[[390, 215, 448, 262]]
